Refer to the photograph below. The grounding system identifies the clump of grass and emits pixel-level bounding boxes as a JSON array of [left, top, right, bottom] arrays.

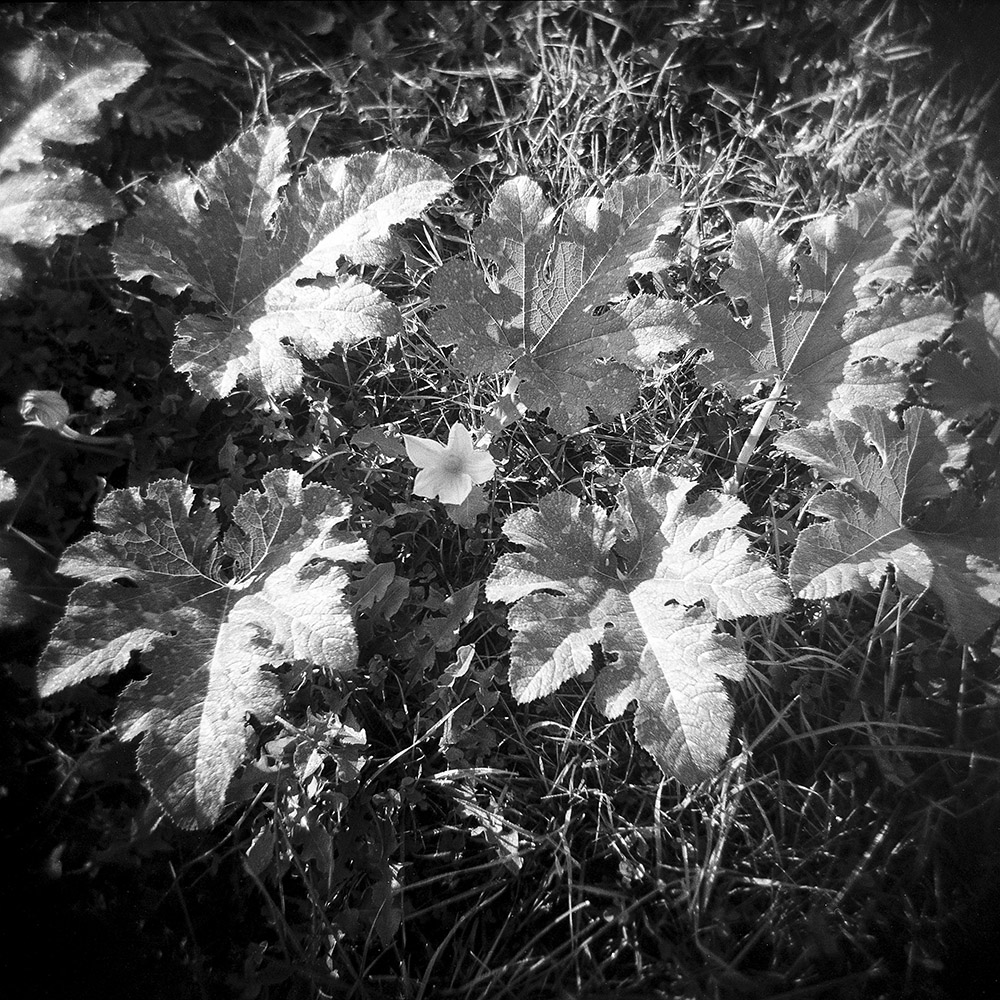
[[765, 1, 1000, 299]]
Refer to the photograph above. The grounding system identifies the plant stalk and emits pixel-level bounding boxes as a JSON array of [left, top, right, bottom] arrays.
[[726, 377, 786, 493]]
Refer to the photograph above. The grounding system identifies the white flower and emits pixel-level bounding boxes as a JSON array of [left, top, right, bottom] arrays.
[[402, 423, 496, 505]]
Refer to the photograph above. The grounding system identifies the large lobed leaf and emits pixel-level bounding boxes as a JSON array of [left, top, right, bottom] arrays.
[[778, 406, 1000, 642], [428, 176, 696, 433], [486, 469, 789, 782], [920, 292, 1000, 419], [112, 123, 452, 398], [0, 28, 147, 170], [0, 30, 146, 296], [694, 194, 953, 422], [37, 469, 369, 829]]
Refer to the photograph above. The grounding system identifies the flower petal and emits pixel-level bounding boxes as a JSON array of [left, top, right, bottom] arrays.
[[414, 467, 473, 504], [403, 433, 446, 468], [413, 467, 450, 499], [446, 423, 475, 457], [437, 472, 473, 505], [465, 450, 496, 484]]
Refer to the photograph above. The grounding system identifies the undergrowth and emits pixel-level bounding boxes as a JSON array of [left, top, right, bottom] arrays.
[[3, 2, 1000, 999]]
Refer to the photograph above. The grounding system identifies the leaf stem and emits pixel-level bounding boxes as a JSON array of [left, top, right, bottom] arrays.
[[57, 425, 130, 448], [727, 378, 785, 493]]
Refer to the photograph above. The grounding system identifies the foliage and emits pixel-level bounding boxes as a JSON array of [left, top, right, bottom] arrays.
[[1, 471, 30, 627], [920, 292, 1000, 419], [487, 468, 789, 781], [111, 121, 452, 399], [118, 86, 202, 140], [428, 175, 695, 432], [36, 469, 368, 828], [693, 193, 953, 422], [778, 406, 1000, 642], [0, 29, 147, 296], [0, 28, 147, 169], [4, 4, 1000, 998]]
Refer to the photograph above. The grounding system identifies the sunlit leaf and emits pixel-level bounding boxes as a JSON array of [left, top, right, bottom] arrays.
[[486, 469, 789, 781], [37, 469, 369, 828], [694, 194, 951, 421], [778, 406, 1000, 642], [112, 122, 452, 398], [429, 176, 695, 433]]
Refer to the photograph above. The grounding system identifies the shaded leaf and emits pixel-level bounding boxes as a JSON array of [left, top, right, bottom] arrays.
[[920, 292, 1000, 419], [486, 469, 789, 782], [420, 581, 481, 653], [444, 483, 489, 527], [0, 529, 62, 633], [429, 176, 695, 433], [1, 473, 64, 631], [112, 122, 452, 398], [353, 561, 396, 612], [37, 469, 369, 828], [778, 406, 1000, 642]]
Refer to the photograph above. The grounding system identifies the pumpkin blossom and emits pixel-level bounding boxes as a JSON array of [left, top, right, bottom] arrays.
[[403, 422, 496, 505], [19, 389, 72, 432], [18, 389, 127, 446]]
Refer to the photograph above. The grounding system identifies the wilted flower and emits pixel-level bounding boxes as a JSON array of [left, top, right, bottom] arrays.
[[18, 389, 127, 447], [402, 422, 496, 505], [19, 389, 71, 431]]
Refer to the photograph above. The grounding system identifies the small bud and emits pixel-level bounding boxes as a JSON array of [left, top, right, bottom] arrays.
[[19, 390, 71, 431]]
